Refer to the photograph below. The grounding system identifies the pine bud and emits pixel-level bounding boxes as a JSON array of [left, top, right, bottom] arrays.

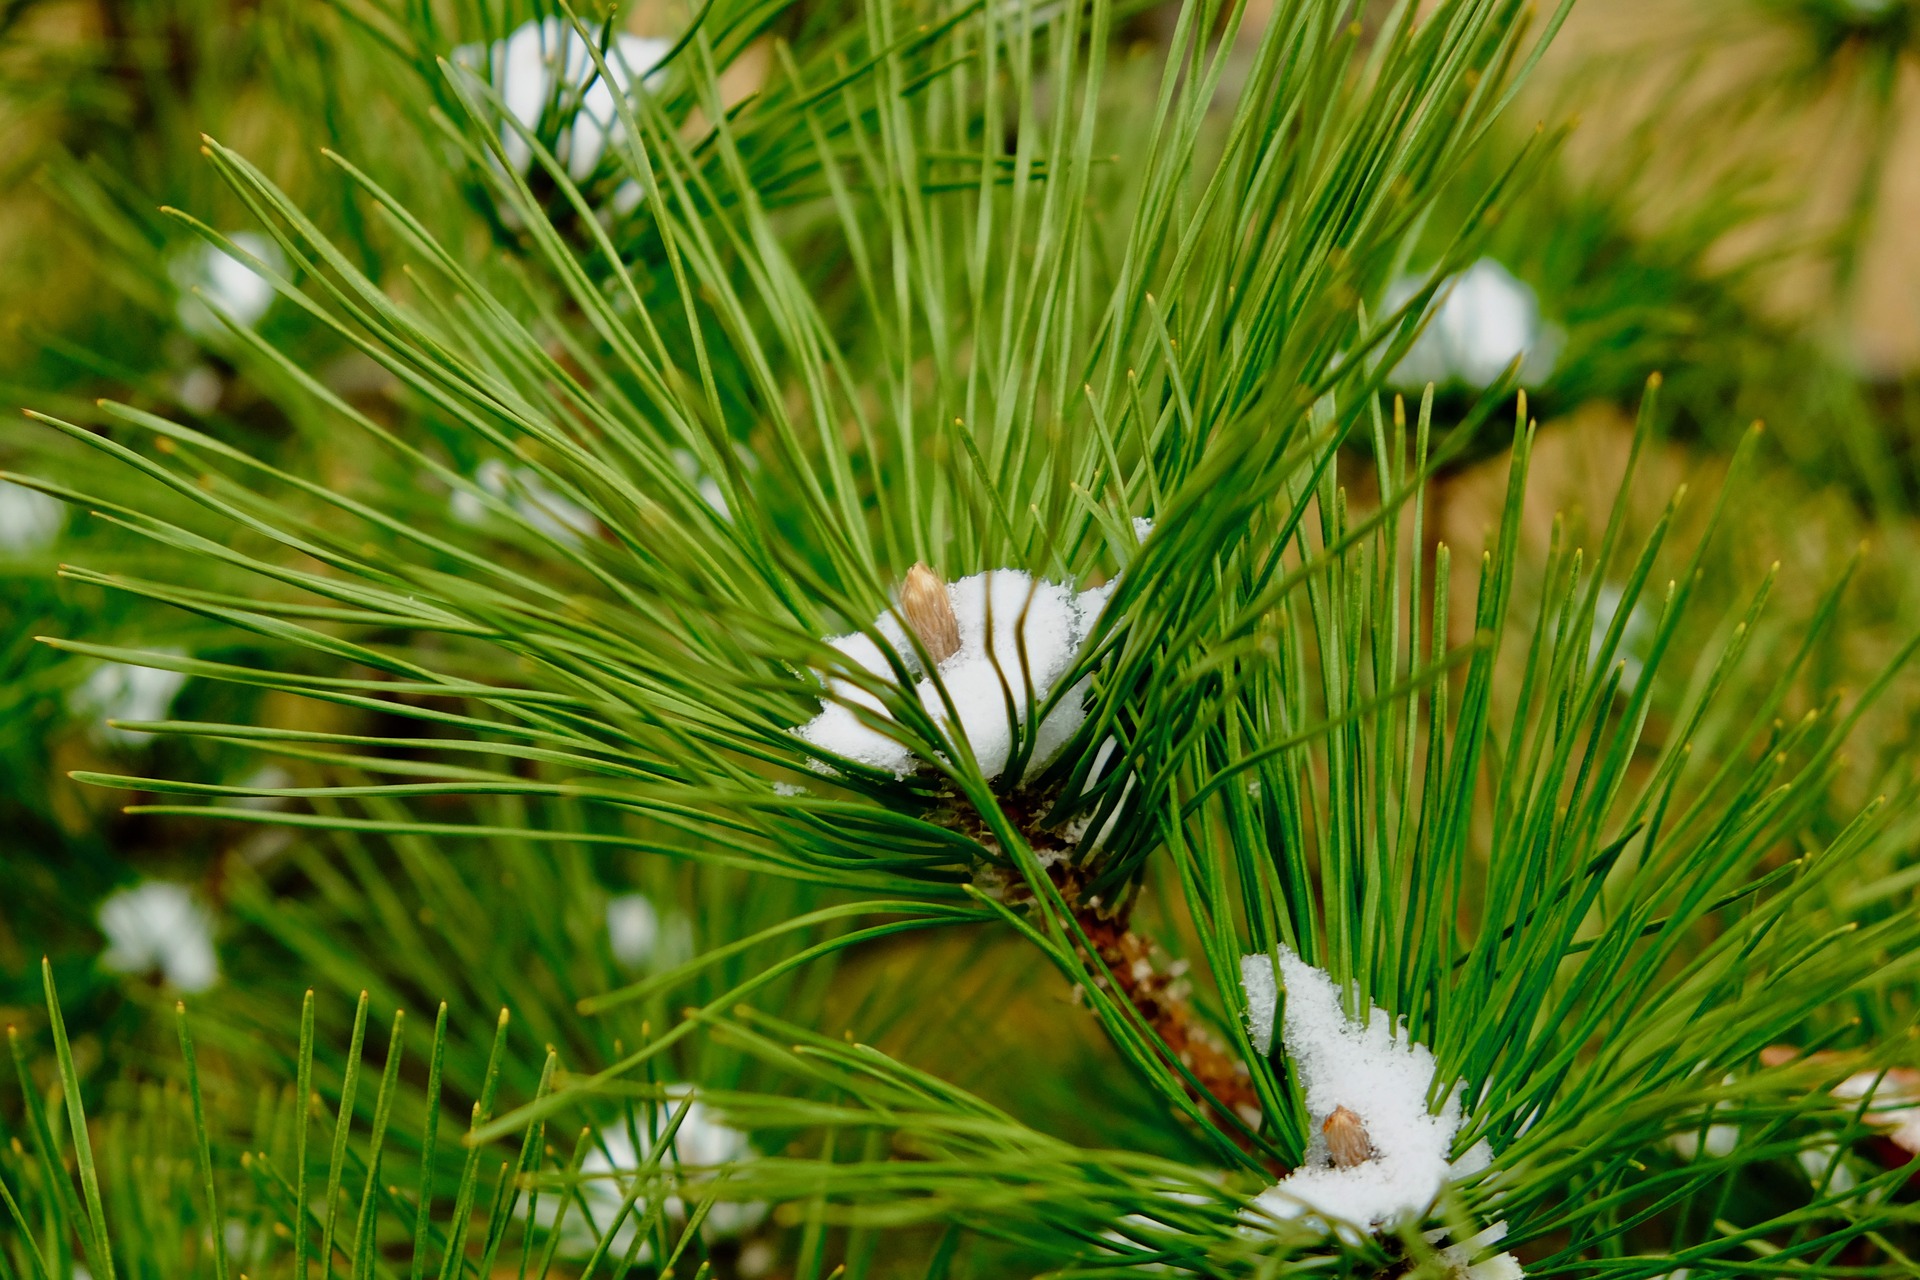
[[1323, 1105, 1373, 1168], [901, 563, 962, 664]]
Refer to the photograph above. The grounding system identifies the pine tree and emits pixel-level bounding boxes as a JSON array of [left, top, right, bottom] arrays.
[[5, 0, 1920, 1276]]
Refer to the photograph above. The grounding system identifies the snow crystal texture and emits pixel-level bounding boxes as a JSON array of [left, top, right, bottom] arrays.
[[795, 569, 1110, 780], [1243, 948, 1469, 1229]]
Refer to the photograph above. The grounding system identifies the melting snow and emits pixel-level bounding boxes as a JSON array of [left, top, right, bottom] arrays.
[[605, 892, 694, 972], [1833, 1068, 1920, 1153], [1436, 1222, 1526, 1279], [1588, 583, 1654, 696], [794, 569, 1111, 781], [1387, 258, 1559, 391], [0, 478, 62, 553], [173, 232, 282, 336], [1241, 949, 1477, 1230], [98, 881, 219, 993], [70, 653, 190, 745], [453, 18, 670, 185], [524, 1090, 764, 1258], [452, 458, 600, 543]]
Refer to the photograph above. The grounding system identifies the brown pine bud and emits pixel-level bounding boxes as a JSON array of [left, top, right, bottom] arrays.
[[1323, 1106, 1373, 1168], [901, 563, 961, 665]]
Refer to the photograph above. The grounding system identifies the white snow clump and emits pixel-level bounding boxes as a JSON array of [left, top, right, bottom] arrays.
[[1097, 1182, 1216, 1271], [672, 448, 733, 517], [233, 764, 295, 812], [793, 569, 1112, 780], [173, 231, 282, 336], [70, 652, 190, 744], [97, 881, 219, 993], [0, 478, 62, 553], [1833, 1068, 1920, 1153], [1387, 258, 1559, 391], [453, 18, 671, 197], [1435, 1222, 1526, 1279], [524, 1091, 765, 1258], [1240, 948, 1480, 1231], [1796, 1142, 1859, 1195], [605, 892, 694, 971], [1588, 582, 1654, 696], [1666, 1107, 1739, 1161], [1665, 1072, 1740, 1161], [452, 457, 601, 543], [174, 364, 225, 415]]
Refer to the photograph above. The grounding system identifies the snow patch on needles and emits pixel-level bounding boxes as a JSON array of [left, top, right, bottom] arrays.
[[795, 569, 1110, 781], [605, 892, 693, 972], [1835, 1069, 1920, 1153], [452, 458, 600, 543], [453, 18, 670, 187], [1241, 949, 1473, 1230], [524, 1090, 764, 1258], [173, 232, 282, 336], [0, 478, 62, 553], [70, 652, 189, 745], [1387, 258, 1559, 391], [98, 881, 219, 993], [1435, 1222, 1526, 1279], [1588, 583, 1654, 696]]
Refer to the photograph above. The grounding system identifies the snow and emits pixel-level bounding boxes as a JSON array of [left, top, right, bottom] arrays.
[[606, 892, 694, 972], [1666, 1114, 1738, 1160], [70, 653, 189, 744], [1241, 948, 1472, 1230], [97, 881, 219, 993], [233, 764, 295, 812], [221, 1218, 262, 1266], [1435, 1222, 1526, 1279], [1387, 259, 1559, 391], [671, 448, 731, 517], [452, 458, 600, 543], [1667, 1074, 1738, 1160], [1797, 1143, 1859, 1194], [794, 569, 1111, 781], [737, 1240, 777, 1277], [1240, 952, 1280, 1054], [1098, 1182, 1215, 1270], [0, 478, 62, 552], [1588, 583, 1653, 695], [523, 1090, 765, 1258], [453, 18, 671, 183], [174, 364, 225, 415], [1833, 1068, 1920, 1153], [792, 627, 920, 777], [174, 232, 281, 336]]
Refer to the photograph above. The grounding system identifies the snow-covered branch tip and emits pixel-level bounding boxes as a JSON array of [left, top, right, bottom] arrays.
[[1240, 948, 1511, 1267], [790, 562, 1121, 783]]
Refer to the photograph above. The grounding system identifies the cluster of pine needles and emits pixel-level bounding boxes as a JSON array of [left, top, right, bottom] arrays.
[[4, 0, 1920, 1276]]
